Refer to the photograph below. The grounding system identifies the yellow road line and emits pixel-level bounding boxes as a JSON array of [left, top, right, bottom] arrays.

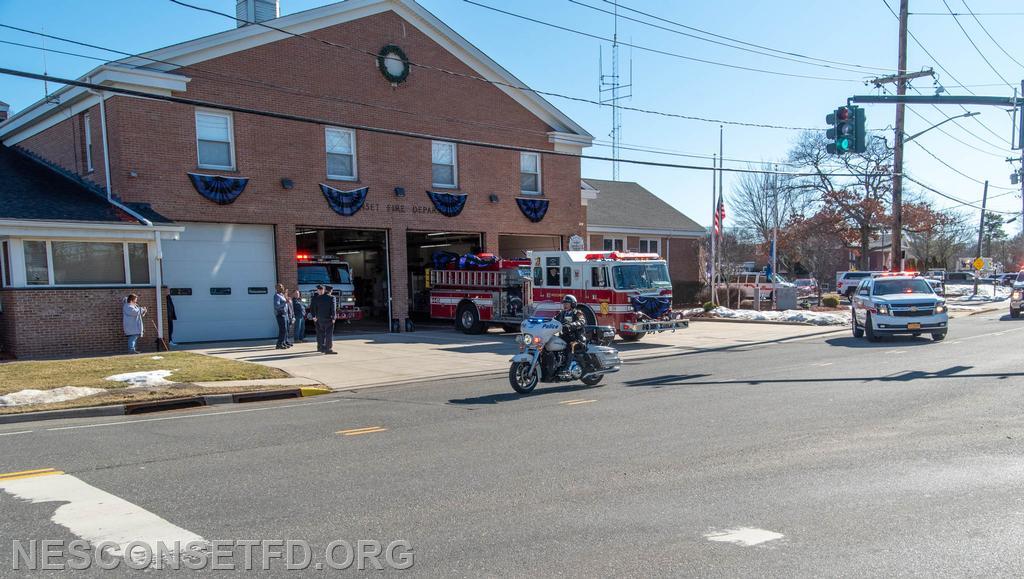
[[337, 427, 387, 436], [564, 400, 596, 406], [0, 468, 63, 482]]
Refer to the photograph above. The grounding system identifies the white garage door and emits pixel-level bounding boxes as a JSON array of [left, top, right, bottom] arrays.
[[162, 223, 278, 343]]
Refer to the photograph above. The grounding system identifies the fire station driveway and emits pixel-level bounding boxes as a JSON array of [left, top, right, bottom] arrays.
[[190, 322, 847, 391]]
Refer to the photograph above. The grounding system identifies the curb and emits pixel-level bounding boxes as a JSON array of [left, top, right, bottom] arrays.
[[0, 386, 329, 425], [686, 317, 834, 327]]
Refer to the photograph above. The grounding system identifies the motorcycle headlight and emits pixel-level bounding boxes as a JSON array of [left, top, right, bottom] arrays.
[[876, 304, 890, 316], [517, 333, 533, 346], [934, 303, 946, 314]]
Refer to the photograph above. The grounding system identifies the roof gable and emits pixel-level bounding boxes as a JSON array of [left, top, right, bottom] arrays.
[[122, 0, 590, 139], [583, 178, 704, 234]]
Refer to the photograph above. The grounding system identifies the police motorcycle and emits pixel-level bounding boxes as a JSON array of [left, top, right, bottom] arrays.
[[509, 295, 621, 394]]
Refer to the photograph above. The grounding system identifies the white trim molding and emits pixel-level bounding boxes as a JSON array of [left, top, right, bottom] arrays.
[[588, 225, 706, 239]]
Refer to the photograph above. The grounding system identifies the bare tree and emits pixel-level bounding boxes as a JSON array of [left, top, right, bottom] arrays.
[[787, 131, 894, 270], [729, 165, 809, 247]]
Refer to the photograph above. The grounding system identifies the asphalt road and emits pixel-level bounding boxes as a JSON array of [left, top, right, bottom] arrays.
[[1, 310, 1023, 577]]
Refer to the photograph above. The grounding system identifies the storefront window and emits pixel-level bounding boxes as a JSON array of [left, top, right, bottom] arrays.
[[52, 241, 125, 285], [128, 243, 150, 284], [24, 240, 49, 285]]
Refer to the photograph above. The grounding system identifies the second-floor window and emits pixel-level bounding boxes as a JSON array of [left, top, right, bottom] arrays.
[[195, 110, 235, 170], [83, 113, 93, 173], [520, 152, 541, 194], [431, 141, 457, 188], [326, 127, 357, 180]]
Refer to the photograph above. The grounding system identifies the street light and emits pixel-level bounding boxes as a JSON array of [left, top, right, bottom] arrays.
[[903, 111, 979, 143]]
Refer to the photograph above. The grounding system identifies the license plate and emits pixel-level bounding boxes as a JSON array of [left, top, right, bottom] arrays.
[[907, 322, 921, 330]]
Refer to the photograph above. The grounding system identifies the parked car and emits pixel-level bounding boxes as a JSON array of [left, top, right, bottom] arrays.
[[998, 272, 1019, 286], [850, 274, 948, 341], [926, 278, 945, 296], [945, 271, 974, 283], [793, 278, 819, 297], [835, 271, 877, 298]]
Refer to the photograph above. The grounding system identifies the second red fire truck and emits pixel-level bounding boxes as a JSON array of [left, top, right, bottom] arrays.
[[428, 250, 688, 341]]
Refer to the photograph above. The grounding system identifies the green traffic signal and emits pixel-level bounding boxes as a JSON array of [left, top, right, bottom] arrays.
[[825, 105, 867, 155], [837, 137, 852, 152]]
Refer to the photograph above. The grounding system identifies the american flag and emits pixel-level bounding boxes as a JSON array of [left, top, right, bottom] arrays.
[[712, 194, 726, 238]]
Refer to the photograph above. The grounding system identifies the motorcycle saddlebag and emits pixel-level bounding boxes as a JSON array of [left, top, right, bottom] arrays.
[[586, 345, 621, 369]]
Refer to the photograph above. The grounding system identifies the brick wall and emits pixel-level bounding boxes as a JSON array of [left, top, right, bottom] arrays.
[[0, 287, 168, 359], [14, 10, 586, 326]]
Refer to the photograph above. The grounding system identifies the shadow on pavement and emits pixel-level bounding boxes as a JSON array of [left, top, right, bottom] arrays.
[[449, 383, 600, 405], [825, 335, 941, 348], [622, 365, 1003, 388]]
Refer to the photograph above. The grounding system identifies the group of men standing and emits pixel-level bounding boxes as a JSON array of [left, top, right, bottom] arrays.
[[273, 284, 338, 354]]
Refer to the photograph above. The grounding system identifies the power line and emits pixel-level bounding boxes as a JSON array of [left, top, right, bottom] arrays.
[[462, 0, 866, 83], [161, 2, 820, 131], [961, 0, 1024, 71], [879, 0, 1012, 145], [595, 0, 896, 73], [910, 12, 1024, 16], [878, 82, 1008, 156], [904, 173, 1018, 213], [0, 67, 879, 178], [910, 140, 1017, 190], [566, 0, 893, 76], [941, 0, 1015, 89], [0, 21, 813, 134]]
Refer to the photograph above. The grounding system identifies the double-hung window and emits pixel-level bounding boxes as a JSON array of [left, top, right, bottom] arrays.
[[639, 239, 660, 255], [520, 152, 541, 194], [326, 127, 357, 180], [431, 141, 457, 188], [195, 110, 235, 170], [602, 238, 625, 252]]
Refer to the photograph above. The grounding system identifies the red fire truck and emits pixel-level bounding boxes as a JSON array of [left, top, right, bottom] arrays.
[[428, 250, 688, 340]]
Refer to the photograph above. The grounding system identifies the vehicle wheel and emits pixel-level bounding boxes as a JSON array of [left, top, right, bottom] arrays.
[[619, 331, 645, 342], [865, 313, 880, 342], [851, 308, 864, 338], [1012, 308, 1021, 319], [509, 361, 539, 393], [456, 302, 484, 334], [581, 374, 604, 386], [932, 331, 947, 341]]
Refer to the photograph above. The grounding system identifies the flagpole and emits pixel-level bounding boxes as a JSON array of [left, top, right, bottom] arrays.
[[718, 125, 724, 306], [710, 153, 717, 305]]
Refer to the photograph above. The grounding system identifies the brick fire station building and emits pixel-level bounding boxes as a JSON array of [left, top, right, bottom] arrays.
[[0, 0, 593, 356]]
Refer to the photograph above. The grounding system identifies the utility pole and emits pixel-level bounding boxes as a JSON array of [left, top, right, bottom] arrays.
[[892, 0, 909, 272], [771, 164, 779, 310], [974, 181, 988, 296]]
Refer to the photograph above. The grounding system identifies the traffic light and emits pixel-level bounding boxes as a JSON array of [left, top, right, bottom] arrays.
[[826, 105, 867, 154]]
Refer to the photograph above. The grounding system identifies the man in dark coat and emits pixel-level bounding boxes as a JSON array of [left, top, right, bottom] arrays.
[[309, 284, 338, 355]]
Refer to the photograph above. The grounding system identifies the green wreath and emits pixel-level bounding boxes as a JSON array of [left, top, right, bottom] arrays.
[[377, 44, 410, 84]]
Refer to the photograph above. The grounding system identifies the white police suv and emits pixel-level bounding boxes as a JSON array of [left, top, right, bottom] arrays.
[[851, 274, 948, 341], [1009, 271, 1024, 318]]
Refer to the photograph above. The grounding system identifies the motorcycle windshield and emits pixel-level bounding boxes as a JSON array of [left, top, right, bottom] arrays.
[[612, 263, 672, 291]]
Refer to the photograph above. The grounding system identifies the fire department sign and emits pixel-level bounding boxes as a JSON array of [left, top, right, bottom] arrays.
[[568, 235, 585, 251]]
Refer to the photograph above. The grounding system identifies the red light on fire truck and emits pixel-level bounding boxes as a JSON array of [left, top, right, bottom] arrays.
[[583, 252, 661, 261], [296, 253, 311, 261]]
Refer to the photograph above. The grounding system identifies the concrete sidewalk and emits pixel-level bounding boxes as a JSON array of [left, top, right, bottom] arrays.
[[191, 322, 846, 391]]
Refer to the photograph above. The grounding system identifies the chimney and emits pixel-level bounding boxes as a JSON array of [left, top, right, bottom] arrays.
[[236, 0, 279, 27], [0, 101, 9, 123]]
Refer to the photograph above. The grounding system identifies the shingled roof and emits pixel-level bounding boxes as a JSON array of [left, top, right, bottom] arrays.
[[0, 146, 170, 224], [582, 178, 705, 233]]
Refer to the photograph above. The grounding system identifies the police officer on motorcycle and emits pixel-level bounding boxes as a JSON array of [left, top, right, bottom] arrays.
[[554, 294, 587, 374]]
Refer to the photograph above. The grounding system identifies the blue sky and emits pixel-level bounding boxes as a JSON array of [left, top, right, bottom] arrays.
[[2, 0, 1022, 228]]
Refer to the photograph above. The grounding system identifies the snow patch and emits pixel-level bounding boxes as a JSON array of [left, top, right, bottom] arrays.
[[104, 370, 174, 387], [0, 386, 106, 407], [712, 307, 850, 326], [150, 356, 164, 360], [705, 527, 784, 546], [944, 284, 1009, 302]]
